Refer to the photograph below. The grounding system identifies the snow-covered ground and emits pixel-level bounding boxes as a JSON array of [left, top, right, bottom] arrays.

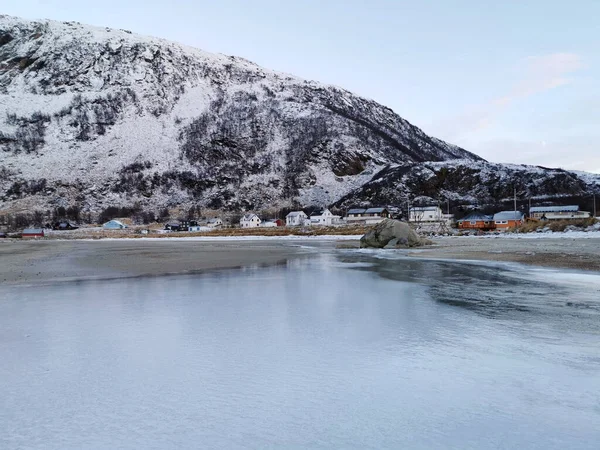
[[439, 230, 600, 239]]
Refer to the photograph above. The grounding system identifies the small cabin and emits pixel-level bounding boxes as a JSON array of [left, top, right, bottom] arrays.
[[457, 212, 495, 231], [206, 218, 223, 228], [22, 228, 45, 238], [493, 211, 525, 230]]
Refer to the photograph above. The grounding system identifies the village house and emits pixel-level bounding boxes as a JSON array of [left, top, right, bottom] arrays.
[[286, 211, 309, 226], [22, 228, 45, 238], [206, 218, 223, 228], [529, 205, 591, 221], [409, 206, 443, 222], [456, 212, 495, 231], [310, 208, 341, 226], [345, 208, 367, 224], [240, 214, 261, 228], [164, 220, 183, 231], [493, 211, 525, 230], [345, 207, 389, 225]]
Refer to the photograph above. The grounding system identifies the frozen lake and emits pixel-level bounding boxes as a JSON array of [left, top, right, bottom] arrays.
[[1, 246, 599, 449]]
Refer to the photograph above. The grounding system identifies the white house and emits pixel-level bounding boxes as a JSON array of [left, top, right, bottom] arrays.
[[286, 211, 309, 226], [409, 206, 443, 222], [345, 207, 389, 225], [240, 214, 261, 228], [310, 208, 341, 226], [529, 205, 591, 220], [206, 218, 223, 228]]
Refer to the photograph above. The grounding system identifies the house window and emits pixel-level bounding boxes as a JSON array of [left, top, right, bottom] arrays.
[[470, 221, 477, 225]]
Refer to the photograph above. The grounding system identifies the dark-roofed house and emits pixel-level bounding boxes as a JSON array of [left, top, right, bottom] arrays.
[[22, 228, 45, 238], [529, 205, 590, 220], [493, 211, 525, 230], [345, 208, 366, 224], [346, 207, 389, 225], [457, 212, 494, 231]]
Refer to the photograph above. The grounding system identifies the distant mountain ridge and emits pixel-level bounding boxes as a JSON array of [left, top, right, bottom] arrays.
[[0, 15, 598, 216]]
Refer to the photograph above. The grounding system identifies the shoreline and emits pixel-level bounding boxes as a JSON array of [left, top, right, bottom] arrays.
[[2, 235, 600, 288], [0, 239, 317, 287], [408, 236, 600, 272]]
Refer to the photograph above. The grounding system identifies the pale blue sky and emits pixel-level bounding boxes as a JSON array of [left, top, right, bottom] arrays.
[[4, 0, 599, 172]]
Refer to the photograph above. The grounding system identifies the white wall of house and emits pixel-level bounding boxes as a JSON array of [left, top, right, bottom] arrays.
[[261, 221, 278, 228], [207, 218, 223, 228], [310, 209, 341, 226], [409, 207, 443, 222], [240, 214, 261, 228], [286, 211, 308, 226]]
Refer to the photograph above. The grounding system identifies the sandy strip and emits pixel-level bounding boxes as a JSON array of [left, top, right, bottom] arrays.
[[2, 236, 600, 287], [407, 236, 600, 272], [0, 239, 315, 286]]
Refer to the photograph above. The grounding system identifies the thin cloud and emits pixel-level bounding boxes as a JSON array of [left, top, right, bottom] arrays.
[[434, 53, 586, 138]]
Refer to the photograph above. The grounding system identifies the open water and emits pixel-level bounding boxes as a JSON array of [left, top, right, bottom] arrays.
[[1, 245, 599, 449]]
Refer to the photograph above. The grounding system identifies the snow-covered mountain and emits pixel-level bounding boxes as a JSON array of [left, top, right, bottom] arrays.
[[334, 160, 600, 209], [0, 15, 598, 215]]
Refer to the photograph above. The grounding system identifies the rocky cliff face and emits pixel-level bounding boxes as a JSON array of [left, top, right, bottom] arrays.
[[334, 160, 600, 209], [1, 15, 598, 216], [0, 15, 481, 213]]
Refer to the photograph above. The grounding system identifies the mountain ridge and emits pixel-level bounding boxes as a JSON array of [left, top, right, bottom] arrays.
[[1, 15, 598, 217]]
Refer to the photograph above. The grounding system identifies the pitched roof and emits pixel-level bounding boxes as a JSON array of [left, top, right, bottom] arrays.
[[493, 211, 525, 221], [241, 214, 259, 221], [286, 211, 306, 217], [365, 207, 387, 213], [459, 212, 493, 221], [410, 206, 439, 212], [347, 208, 366, 214], [23, 228, 44, 234], [207, 218, 221, 223], [530, 205, 579, 213]]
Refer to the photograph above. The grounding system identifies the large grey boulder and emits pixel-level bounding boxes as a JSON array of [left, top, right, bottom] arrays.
[[360, 219, 429, 249]]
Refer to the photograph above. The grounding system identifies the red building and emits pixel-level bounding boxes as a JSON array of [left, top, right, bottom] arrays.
[[22, 228, 45, 238], [456, 213, 495, 231]]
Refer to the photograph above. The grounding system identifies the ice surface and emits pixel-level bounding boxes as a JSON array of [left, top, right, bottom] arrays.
[[1, 250, 599, 449]]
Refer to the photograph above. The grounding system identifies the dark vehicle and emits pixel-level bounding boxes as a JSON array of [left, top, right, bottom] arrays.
[[53, 222, 79, 230], [0, 232, 6, 238]]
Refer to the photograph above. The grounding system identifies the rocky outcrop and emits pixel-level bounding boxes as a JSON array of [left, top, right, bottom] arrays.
[[360, 219, 430, 249]]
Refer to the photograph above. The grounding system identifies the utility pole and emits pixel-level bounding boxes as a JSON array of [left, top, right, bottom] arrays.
[[514, 187, 517, 213], [447, 199, 450, 215], [594, 193, 597, 218], [528, 198, 531, 218]]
